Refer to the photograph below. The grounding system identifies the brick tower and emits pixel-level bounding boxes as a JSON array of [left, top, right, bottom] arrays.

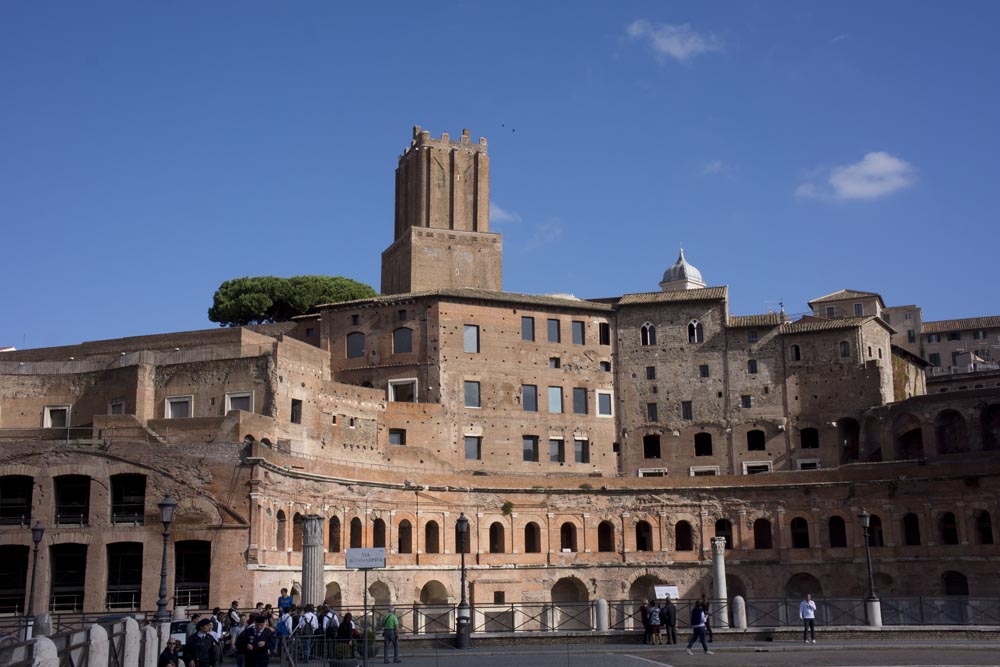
[[380, 126, 503, 295]]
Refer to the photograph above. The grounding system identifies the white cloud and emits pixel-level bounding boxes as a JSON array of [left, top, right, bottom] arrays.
[[796, 152, 915, 201], [626, 19, 722, 63], [702, 160, 725, 175], [830, 33, 851, 44], [490, 202, 522, 224], [525, 219, 566, 250]]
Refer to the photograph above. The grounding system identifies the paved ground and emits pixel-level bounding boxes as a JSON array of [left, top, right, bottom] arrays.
[[335, 640, 1000, 667]]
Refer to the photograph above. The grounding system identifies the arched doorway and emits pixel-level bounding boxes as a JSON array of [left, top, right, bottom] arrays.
[[552, 577, 590, 630], [935, 410, 968, 455], [419, 580, 450, 633], [981, 405, 1000, 450], [838, 418, 861, 464], [597, 521, 615, 552], [785, 573, 822, 598], [893, 413, 924, 460], [324, 581, 342, 608], [368, 580, 391, 608]]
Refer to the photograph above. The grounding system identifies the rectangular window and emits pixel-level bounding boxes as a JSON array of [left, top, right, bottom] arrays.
[[548, 386, 563, 414], [165, 397, 191, 420], [290, 399, 303, 424], [597, 391, 613, 417], [571, 321, 585, 345], [226, 392, 252, 413], [854, 303, 864, 317], [107, 401, 125, 415], [743, 462, 772, 475], [549, 438, 564, 463], [907, 329, 916, 343], [521, 316, 535, 341], [463, 325, 480, 353], [44, 405, 70, 428], [927, 334, 941, 343], [398, 309, 407, 321], [797, 459, 821, 471], [464, 436, 482, 460], [741, 395, 753, 409], [947, 332, 961, 341], [572, 387, 588, 415], [646, 366, 656, 380], [905, 312, 912, 320], [646, 403, 658, 422], [464, 381, 481, 408], [547, 319, 561, 343], [974, 330, 986, 340], [389, 380, 417, 403], [643, 434, 661, 459], [826, 306, 836, 318], [522, 436, 539, 462], [952, 351, 961, 366], [690, 466, 720, 477], [522, 385, 538, 412], [929, 353, 940, 366], [883, 313, 891, 324], [305, 327, 314, 337], [699, 364, 710, 378], [747, 330, 758, 343], [351, 314, 360, 325], [681, 401, 693, 420], [747, 359, 758, 374], [599, 361, 612, 372], [599, 322, 611, 345], [389, 429, 406, 446], [574, 439, 590, 464], [549, 357, 561, 369]]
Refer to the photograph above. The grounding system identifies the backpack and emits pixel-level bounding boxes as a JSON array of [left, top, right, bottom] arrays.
[[324, 612, 340, 639], [275, 616, 290, 638]]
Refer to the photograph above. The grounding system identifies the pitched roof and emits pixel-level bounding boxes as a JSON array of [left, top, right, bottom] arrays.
[[309, 288, 615, 314], [807, 289, 885, 307], [728, 313, 789, 328], [922, 316, 1000, 333], [781, 315, 893, 335], [614, 286, 728, 306]]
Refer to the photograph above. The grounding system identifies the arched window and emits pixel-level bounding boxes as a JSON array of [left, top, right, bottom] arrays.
[[640, 323, 656, 346], [350, 517, 362, 549], [109, 473, 145, 525], [393, 328, 413, 354], [828, 516, 847, 548], [328, 517, 341, 552], [597, 521, 615, 552], [694, 432, 713, 457], [714, 519, 733, 549], [560, 522, 578, 552], [747, 430, 766, 451], [902, 513, 921, 546], [397, 520, 412, 554], [675, 521, 693, 551], [372, 518, 386, 548], [975, 511, 994, 545], [790, 517, 810, 548], [425, 521, 440, 554], [790, 344, 801, 361], [346, 332, 365, 358], [635, 521, 653, 552], [839, 341, 850, 358], [292, 513, 304, 551], [869, 514, 885, 547], [940, 512, 959, 545], [524, 522, 541, 553], [489, 522, 505, 553], [753, 518, 773, 549], [276, 510, 287, 551], [688, 320, 704, 344]]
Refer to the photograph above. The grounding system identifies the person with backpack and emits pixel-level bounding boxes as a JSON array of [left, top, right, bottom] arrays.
[[274, 608, 292, 656], [684, 601, 713, 655], [381, 606, 401, 664], [295, 604, 319, 660]]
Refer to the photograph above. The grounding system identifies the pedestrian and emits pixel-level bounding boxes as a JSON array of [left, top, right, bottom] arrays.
[[661, 595, 678, 645], [639, 599, 651, 644], [229, 615, 247, 667], [700, 595, 714, 643], [800, 593, 817, 643], [296, 603, 319, 660], [277, 588, 292, 611], [237, 615, 275, 667], [274, 608, 292, 655], [184, 618, 220, 667], [684, 601, 713, 656], [334, 613, 355, 659], [381, 606, 401, 664], [209, 608, 225, 665], [647, 601, 662, 645], [159, 639, 182, 667]]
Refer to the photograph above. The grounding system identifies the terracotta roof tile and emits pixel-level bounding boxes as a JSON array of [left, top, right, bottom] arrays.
[[309, 288, 615, 313], [728, 313, 789, 328], [922, 316, 1000, 333], [615, 286, 728, 306], [807, 289, 884, 306], [781, 315, 888, 334]]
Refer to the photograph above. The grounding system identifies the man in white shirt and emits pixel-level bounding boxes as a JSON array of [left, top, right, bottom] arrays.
[[799, 594, 817, 643]]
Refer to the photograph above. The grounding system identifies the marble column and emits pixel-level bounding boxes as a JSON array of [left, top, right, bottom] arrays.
[[301, 514, 325, 607], [710, 536, 730, 628]]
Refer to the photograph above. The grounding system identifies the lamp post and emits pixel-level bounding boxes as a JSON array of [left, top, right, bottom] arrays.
[[155, 495, 178, 624], [455, 512, 471, 649], [858, 509, 882, 627], [24, 522, 44, 640]]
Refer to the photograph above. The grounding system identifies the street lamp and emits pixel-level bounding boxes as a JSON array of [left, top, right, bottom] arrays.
[[155, 495, 178, 624], [24, 522, 44, 640], [455, 512, 471, 649], [857, 509, 878, 601]]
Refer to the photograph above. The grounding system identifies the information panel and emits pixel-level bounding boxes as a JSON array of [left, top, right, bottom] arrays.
[[345, 547, 386, 569]]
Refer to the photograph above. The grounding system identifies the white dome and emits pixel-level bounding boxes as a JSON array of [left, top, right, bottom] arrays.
[[660, 248, 705, 290]]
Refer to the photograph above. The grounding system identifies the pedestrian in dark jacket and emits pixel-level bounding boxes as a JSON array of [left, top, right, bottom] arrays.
[[639, 600, 651, 644], [184, 619, 219, 667], [159, 640, 182, 667], [661, 596, 678, 644], [237, 615, 275, 667]]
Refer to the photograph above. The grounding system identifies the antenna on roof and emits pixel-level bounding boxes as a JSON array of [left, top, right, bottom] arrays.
[[763, 299, 782, 314]]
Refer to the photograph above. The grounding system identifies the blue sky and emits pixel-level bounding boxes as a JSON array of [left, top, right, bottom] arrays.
[[2, 2, 997, 349]]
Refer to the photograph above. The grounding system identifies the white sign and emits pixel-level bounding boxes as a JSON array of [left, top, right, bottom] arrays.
[[653, 585, 680, 601], [346, 547, 386, 569]]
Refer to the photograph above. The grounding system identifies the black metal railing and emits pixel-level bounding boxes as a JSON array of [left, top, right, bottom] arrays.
[[110, 503, 145, 525]]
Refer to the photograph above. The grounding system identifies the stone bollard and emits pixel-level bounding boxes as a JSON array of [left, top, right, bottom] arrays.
[[32, 635, 59, 667], [159, 622, 171, 651], [731, 595, 747, 630], [866, 599, 883, 628], [595, 599, 609, 631], [142, 625, 159, 667], [89, 623, 109, 667], [34, 613, 53, 637], [123, 618, 141, 667], [172, 606, 187, 621]]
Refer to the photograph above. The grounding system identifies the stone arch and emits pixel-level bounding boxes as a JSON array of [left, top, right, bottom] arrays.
[[173, 495, 223, 529], [328, 516, 341, 552], [560, 522, 578, 552], [372, 517, 386, 548], [598, 520, 616, 552], [981, 404, 1000, 450], [489, 521, 505, 553], [640, 322, 657, 346], [397, 519, 413, 554], [869, 513, 885, 547], [552, 577, 589, 603], [785, 573, 822, 598], [292, 513, 304, 551], [942, 571, 969, 596], [324, 581, 342, 608], [424, 520, 440, 554], [714, 518, 733, 549], [276, 510, 287, 551], [838, 418, 861, 464], [523, 521, 542, 553], [939, 512, 960, 545], [974, 510, 994, 545], [726, 573, 748, 601], [635, 520, 653, 552], [419, 580, 449, 605], [753, 518, 773, 549], [790, 517, 810, 548], [828, 515, 847, 548], [893, 413, 925, 460], [629, 574, 664, 601], [349, 517, 362, 549], [368, 580, 392, 607], [935, 409, 969, 455], [552, 577, 590, 630], [675, 520, 694, 551], [864, 416, 883, 462], [688, 319, 704, 344]]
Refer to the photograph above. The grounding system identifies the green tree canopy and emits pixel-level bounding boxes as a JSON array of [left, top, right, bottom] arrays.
[[208, 275, 377, 326]]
